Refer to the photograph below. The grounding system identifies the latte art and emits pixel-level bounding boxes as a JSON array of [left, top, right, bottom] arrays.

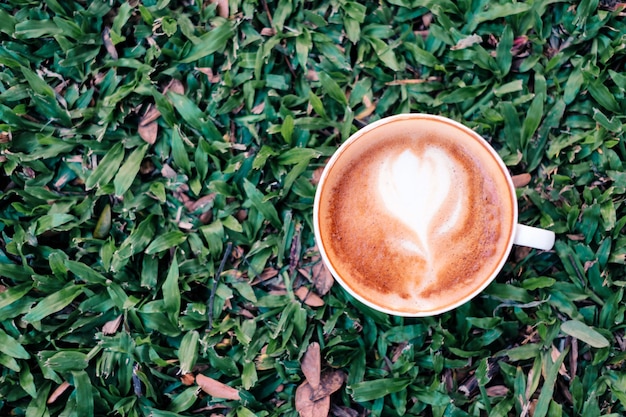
[[378, 148, 464, 261], [315, 116, 516, 315]]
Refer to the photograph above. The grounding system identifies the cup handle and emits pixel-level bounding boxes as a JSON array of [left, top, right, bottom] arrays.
[[513, 224, 555, 250]]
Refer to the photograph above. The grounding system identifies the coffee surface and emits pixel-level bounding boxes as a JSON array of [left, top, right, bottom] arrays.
[[317, 117, 515, 314]]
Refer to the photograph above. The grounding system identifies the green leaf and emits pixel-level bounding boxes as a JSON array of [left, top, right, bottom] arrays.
[[23, 285, 84, 323], [65, 260, 107, 285], [44, 351, 88, 372], [496, 26, 513, 75], [72, 370, 94, 417], [114, 143, 149, 197], [178, 330, 199, 375], [0, 328, 30, 359], [180, 20, 235, 63], [561, 320, 610, 348], [533, 349, 568, 417], [521, 94, 543, 150], [242, 179, 282, 229], [280, 114, 295, 144], [0, 283, 33, 310], [145, 231, 188, 255], [171, 126, 192, 175], [466, 3, 532, 32], [349, 378, 411, 402], [35, 213, 75, 235], [85, 142, 125, 190], [163, 256, 181, 323], [588, 79, 621, 113], [319, 71, 348, 106]]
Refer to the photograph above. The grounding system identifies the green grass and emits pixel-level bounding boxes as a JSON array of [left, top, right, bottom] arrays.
[[1, 0, 626, 416]]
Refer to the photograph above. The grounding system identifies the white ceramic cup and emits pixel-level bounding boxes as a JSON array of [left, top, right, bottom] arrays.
[[313, 114, 555, 316]]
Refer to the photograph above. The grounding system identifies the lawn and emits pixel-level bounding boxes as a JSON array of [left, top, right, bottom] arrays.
[[1, 0, 626, 416]]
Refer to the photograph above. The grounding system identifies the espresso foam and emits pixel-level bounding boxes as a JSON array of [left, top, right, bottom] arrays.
[[317, 117, 515, 314], [378, 148, 463, 260]]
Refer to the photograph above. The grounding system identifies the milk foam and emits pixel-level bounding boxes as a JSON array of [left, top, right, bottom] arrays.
[[377, 148, 464, 260]]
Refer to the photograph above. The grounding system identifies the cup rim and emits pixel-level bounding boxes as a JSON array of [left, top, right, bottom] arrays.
[[313, 113, 519, 317]]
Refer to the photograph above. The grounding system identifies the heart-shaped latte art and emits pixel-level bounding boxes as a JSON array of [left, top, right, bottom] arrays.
[[377, 148, 463, 260]]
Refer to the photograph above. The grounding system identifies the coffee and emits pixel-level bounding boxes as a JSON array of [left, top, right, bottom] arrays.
[[315, 115, 516, 315]]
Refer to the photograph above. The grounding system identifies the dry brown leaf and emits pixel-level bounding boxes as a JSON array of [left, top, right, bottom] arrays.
[[311, 166, 325, 186], [48, 381, 71, 404], [486, 385, 509, 397], [189, 193, 217, 212], [306, 69, 319, 82], [209, 0, 229, 18], [261, 27, 277, 36], [139, 120, 158, 145], [295, 286, 325, 307], [514, 245, 532, 263], [102, 315, 123, 335], [181, 373, 196, 386], [390, 341, 409, 363], [161, 163, 177, 179], [385, 79, 429, 86], [196, 374, 240, 400], [311, 257, 334, 296], [354, 95, 376, 120], [251, 102, 266, 114], [451, 34, 483, 50], [295, 381, 331, 417], [164, 78, 185, 95], [551, 345, 569, 378], [301, 342, 321, 389], [102, 27, 118, 59], [310, 370, 346, 401], [289, 223, 302, 272], [196, 67, 222, 83], [511, 173, 532, 188], [141, 104, 162, 125]]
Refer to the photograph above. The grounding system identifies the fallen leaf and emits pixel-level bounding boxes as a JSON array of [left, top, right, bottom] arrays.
[[261, 27, 277, 36], [48, 381, 71, 404], [390, 341, 409, 363], [295, 286, 325, 307], [196, 67, 221, 83], [181, 373, 196, 386], [354, 95, 376, 120], [331, 405, 359, 417], [252, 102, 266, 114], [196, 374, 240, 400], [511, 173, 531, 188], [311, 167, 325, 186], [0, 131, 11, 143], [189, 193, 217, 212], [514, 245, 532, 263], [290, 223, 302, 272], [486, 385, 509, 397], [301, 342, 321, 389], [311, 257, 334, 296], [139, 120, 158, 145], [295, 381, 330, 417], [161, 163, 177, 179], [550, 345, 569, 379], [102, 26, 118, 59], [102, 314, 123, 335], [163, 78, 185, 95], [310, 370, 346, 401], [209, 0, 229, 18], [451, 34, 483, 50]]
